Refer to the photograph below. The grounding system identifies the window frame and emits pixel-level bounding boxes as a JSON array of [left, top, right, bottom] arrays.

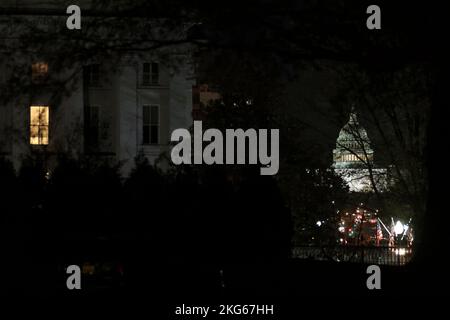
[[85, 105, 101, 149], [142, 104, 160, 145], [31, 62, 49, 84], [30, 105, 50, 145], [142, 62, 160, 86], [85, 64, 101, 87]]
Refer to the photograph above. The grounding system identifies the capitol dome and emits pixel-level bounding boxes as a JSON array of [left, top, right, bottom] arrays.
[[333, 110, 373, 169]]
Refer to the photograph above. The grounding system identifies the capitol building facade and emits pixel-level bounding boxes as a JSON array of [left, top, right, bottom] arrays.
[[332, 110, 389, 193]]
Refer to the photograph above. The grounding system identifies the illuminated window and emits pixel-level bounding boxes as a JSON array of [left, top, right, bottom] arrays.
[[30, 106, 49, 145], [32, 62, 48, 83], [142, 62, 159, 86], [142, 105, 159, 144]]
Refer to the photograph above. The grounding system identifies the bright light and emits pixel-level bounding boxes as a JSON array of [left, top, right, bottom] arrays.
[[338, 226, 345, 232], [394, 221, 404, 235], [316, 221, 322, 227], [395, 248, 406, 256], [30, 106, 49, 145]]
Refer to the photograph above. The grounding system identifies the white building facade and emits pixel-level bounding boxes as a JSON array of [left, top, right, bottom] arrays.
[[0, 58, 194, 174], [0, 4, 195, 175]]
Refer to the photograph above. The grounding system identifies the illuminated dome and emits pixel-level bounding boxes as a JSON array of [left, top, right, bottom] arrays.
[[333, 111, 373, 169]]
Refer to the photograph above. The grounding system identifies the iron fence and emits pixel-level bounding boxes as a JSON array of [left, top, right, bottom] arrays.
[[292, 245, 412, 266]]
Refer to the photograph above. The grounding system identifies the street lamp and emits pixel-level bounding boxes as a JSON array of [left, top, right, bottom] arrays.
[[394, 221, 404, 236]]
